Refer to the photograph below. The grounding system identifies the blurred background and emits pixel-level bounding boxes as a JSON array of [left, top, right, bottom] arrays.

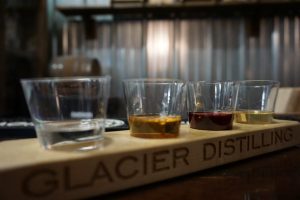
[[1, 0, 300, 119]]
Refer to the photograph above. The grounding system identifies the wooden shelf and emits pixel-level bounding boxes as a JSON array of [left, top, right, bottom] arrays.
[[57, 1, 300, 19]]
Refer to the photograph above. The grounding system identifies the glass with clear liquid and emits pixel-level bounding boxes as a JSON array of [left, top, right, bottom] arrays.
[[21, 76, 110, 151], [35, 119, 105, 151]]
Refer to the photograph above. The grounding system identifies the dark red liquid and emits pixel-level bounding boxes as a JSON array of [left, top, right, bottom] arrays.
[[188, 112, 233, 131]]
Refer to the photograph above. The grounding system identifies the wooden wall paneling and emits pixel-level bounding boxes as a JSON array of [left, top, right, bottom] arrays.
[[0, 0, 7, 115], [36, 0, 49, 77]]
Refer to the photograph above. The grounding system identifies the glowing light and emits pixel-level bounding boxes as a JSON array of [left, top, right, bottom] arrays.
[[147, 28, 170, 58], [146, 21, 171, 78]]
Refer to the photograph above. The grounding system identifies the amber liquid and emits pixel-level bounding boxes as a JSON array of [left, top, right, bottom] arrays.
[[234, 110, 274, 124], [128, 115, 181, 138], [188, 112, 233, 131]]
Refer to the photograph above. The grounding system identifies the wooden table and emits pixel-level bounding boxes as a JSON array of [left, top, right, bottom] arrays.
[[1, 120, 299, 200], [102, 146, 300, 200], [101, 115, 300, 200]]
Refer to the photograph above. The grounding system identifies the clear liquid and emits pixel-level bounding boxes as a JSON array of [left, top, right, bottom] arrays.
[[35, 119, 105, 151]]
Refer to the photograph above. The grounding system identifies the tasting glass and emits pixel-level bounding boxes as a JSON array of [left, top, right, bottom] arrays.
[[21, 76, 110, 151], [187, 81, 235, 131], [234, 80, 280, 124], [123, 79, 186, 138]]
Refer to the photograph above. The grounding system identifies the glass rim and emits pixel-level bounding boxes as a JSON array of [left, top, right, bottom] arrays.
[[123, 78, 185, 84], [236, 80, 280, 86], [21, 75, 111, 83], [188, 80, 235, 85]]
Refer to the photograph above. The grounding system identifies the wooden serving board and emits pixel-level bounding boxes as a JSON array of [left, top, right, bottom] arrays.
[[0, 120, 300, 200]]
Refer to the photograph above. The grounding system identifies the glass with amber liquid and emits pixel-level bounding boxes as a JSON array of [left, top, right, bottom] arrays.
[[234, 110, 274, 124], [123, 79, 186, 138], [128, 115, 181, 138]]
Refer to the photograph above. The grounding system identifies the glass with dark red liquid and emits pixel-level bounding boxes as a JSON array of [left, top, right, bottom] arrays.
[[188, 111, 233, 131], [187, 81, 235, 131]]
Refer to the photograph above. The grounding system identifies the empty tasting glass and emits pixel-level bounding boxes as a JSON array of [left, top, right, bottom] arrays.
[[187, 81, 235, 131], [234, 80, 280, 124], [123, 79, 186, 138], [21, 76, 110, 151]]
